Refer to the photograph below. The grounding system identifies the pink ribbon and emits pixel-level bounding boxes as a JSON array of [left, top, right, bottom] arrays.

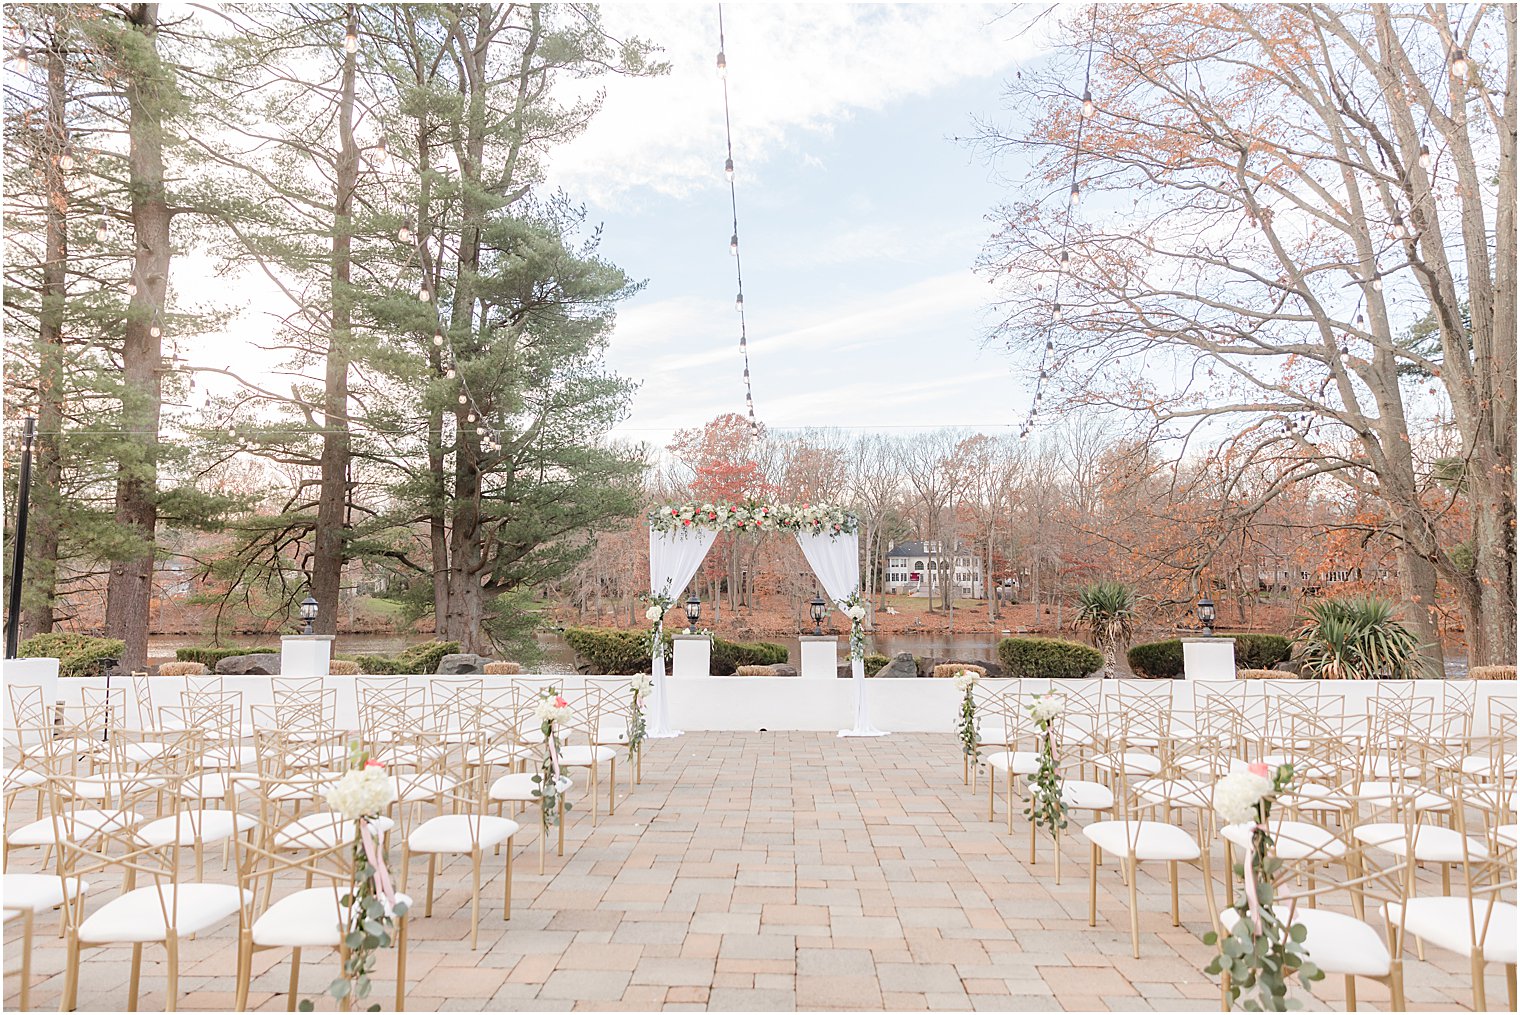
[[1241, 822, 1265, 935], [359, 818, 397, 912]]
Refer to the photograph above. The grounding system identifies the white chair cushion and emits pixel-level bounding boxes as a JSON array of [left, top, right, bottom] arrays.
[[390, 773, 457, 802], [4, 766, 46, 788], [1, 873, 88, 912], [1355, 781, 1450, 812], [1222, 907, 1390, 976], [1496, 824, 1516, 848], [1081, 820, 1201, 861], [7, 809, 142, 846], [1353, 823, 1487, 863], [1060, 780, 1114, 810], [78, 883, 250, 944], [1279, 783, 1354, 812], [1220, 821, 1346, 860], [275, 813, 393, 851], [1385, 897, 1516, 964], [984, 751, 1040, 775], [120, 741, 176, 764], [179, 772, 232, 801], [489, 772, 545, 802], [407, 814, 520, 853], [136, 810, 257, 846], [1091, 751, 1162, 776], [466, 743, 535, 766], [252, 887, 413, 948], [558, 745, 616, 766], [1136, 777, 1213, 808]]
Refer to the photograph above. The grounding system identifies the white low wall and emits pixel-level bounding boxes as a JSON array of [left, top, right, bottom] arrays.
[[9, 670, 1512, 737]]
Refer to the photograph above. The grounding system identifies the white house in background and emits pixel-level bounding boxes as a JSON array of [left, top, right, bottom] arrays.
[[884, 540, 985, 598]]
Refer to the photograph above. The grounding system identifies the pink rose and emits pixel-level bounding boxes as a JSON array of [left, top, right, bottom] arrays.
[[554, 696, 568, 708], [365, 759, 385, 769], [1248, 762, 1270, 778]]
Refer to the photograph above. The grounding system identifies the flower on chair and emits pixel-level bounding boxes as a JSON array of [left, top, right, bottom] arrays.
[[534, 695, 572, 727], [322, 763, 395, 821], [1211, 768, 1275, 826]]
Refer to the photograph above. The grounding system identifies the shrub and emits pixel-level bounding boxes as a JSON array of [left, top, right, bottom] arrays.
[[563, 627, 670, 675], [1469, 665, 1516, 680], [1074, 581, 1137, 675], [484, 661, 522, 675], [932, 663, 987, 679], [1294, 598, 1429, 679], [863, 653, 890, 676], [1233, 634, 1292, 670], [17, 632, 125, 678], [1235, 668, 1284, 680], [175, 645, 275, 667], [156, 661, 209, 676], [710, 637, 787, 675], [1127, 639, 1184, 679], [327, 660, 360, 675], [997, 636, 1103, 680], [353, 640, 460, 675]]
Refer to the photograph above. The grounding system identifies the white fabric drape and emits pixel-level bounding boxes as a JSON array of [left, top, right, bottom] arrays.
[[646, 526, 719, 737], [794, 530, 887, 737]]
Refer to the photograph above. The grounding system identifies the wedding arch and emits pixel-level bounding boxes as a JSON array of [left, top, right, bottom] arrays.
[[642, 501, 885, 739]]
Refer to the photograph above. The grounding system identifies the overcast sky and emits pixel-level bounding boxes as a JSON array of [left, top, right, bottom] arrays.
[[544, 4, 1046, 443]]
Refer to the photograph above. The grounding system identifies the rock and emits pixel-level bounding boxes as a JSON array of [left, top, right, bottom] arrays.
[[874, 652, 920, 679], [435, 653, 487, 675], [769, 664, 798, 677], [1273, 659, 1305, 677], [214, 653, 280, 675]]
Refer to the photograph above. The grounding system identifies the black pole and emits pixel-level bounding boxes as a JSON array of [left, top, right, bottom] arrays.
[[5, 417, 36, 658]]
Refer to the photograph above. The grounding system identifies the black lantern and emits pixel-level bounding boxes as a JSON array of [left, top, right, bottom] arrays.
[[299, 595, 319, 636], [809, 595, 827, 636], [684, 592, 701, 634], [1197, 596, 1216, 636]]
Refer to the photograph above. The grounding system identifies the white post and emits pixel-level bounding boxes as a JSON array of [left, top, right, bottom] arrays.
[[1182, 637, 1236, 681], [672, 634, 712, 678], [799, 636, 838, 680], [279, 635, 333, 679]]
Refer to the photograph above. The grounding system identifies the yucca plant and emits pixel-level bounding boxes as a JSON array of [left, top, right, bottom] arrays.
[[1073, 581, 1137, 677], [1293, 597, 1429, 680]]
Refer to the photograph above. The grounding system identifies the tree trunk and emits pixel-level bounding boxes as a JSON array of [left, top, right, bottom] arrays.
[[24, 40, 68, 638], [104, 3, 169, 671], [311, 5, 359, 637]]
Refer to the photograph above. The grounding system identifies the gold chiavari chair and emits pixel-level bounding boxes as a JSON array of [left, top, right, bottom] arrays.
[[398, 734, 519, 950], [966, 679, 1017, 790], [980, 690, 1040, 833], [558, 686, 619, 822], [5, 684, 52, 822], [1081, 723, 1203, 959], [48, 729, 251, 1013], [231, 773, 411, 1012], [3, 904, 34, 1011], [587, 676, 642, 792], [1027, 694, 1114, 883], [1091, 685, 1172, 783]]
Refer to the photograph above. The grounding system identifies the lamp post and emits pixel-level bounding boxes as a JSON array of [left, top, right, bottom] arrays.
[[809, 595, 827, 636], [299, 595, 319, 636], [4, 417, 35, 658], [684, 592, 701, 634], [1197, 596, 1216, 637]]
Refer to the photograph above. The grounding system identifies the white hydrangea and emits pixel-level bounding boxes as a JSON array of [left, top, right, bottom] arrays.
[[1029, 695, 1066, 723], [629, 673, 652, 696], [644, 605, 664, 622], [534, 694, 573, 726], [1213, 770, 1274, 825], [846, 604, 867, 621], [322, 764, 395, 821], [952, 669, 979, 693]]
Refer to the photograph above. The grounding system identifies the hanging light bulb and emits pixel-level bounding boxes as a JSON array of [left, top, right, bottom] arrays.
[[14, 51, 28, 74], [445, 367, 456, 379], [1450, 48, 1468, 77], [1058, 250, 1070, 272], [723, 157, 734, 182], [418, 287, 431, 302], [375, 137, 389, 167], [1081, 89, 1095, 119], [1052, 302, 1063, 321], [729, 233, 738, 256], [734, 292, 744, 313], [1372, 278, 1383, 292], [432, 333, 443, 346], [227, 427, 236, 438], [58, 149, 74, 171], [716, 49, 726, 78], [475, 426, 484, 436], [457, 394, 468, 405], [1046, 338, 1054, 351], [466, 412, 476, 423], [1418, 145, 1432, 171], [149, 323, 162, 338], [126, 281, 138, 297], [96, 219, 108, 242], [398, 222, 412, 243], [1391, 219, 1406, 239], [343, 29, 358, 53], [1355, 313, 1366, 328], [1069, 183, 1081, 205]]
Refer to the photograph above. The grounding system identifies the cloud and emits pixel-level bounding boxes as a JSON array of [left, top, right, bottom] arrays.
[[547, 4, 1038, 203]]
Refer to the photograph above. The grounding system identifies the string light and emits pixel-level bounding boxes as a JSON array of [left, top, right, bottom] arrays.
[[418, 287, 431, 302], [458, 394, 468, 405], [1069, 182, 1081, 205], [95, 219, 107, 242], [1418, 145, 1432, 171], [126, 281, 137, 297], [149, 324, 162, 338], [1058, 251, 1070, 272], [432, 332, 444, 346], [1450, 48, 1468, 77], [375, 138, 389, 167], [58, 149, 73, 171], [445, 367, 456, 379], [717, 4, 758, 425], [344, 30, 358, 53], [1081, 89, 1095, 119], [398, 220, 412, 242]]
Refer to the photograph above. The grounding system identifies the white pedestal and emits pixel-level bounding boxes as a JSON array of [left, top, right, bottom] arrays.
[[672, 634, 711, 678], [1182, 638, 1235, 681], [280, 635, 333, 679], [800, 636, 839, 681]]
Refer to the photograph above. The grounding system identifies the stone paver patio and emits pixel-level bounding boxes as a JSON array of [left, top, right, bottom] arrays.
[[4, 732, 1504, 1011]]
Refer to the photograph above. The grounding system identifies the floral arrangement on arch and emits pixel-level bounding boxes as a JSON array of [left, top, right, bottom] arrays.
[[1025, 694, 1067, 839], [1204, 761, 1322, 1011], [640, 586, 676, 660], [648, 500, 860, 536], [840, 591, 868, 660], [307, 742, 408, 1010]]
